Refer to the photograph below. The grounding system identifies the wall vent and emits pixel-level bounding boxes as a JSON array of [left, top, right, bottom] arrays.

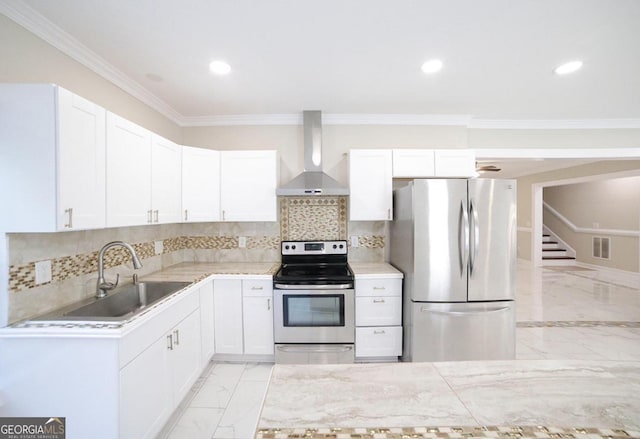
[[592, 236, 611, 259]]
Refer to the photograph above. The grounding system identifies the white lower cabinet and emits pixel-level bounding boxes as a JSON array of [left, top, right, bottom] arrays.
[[354, 276, 403, 360], [213, 278, 274, 357], [242, 280, 274, 355], [199, 280, 215, 366], [119, 287, 203, 439], [213, 279, 244, 354]]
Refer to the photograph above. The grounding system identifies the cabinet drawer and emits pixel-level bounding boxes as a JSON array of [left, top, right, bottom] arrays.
[[355, 278, 401, 297], [242, 279, 272, 297], [356, 296, 401, 326], [355, 326, 402, 358]]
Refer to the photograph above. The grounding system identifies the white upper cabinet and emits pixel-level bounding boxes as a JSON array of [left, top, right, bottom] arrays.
[[106, 112, 153, 227], [0, 84, 106, 232], [106, 115, 182, 227], [151, 134, 182, 224], [182, 146, 221, 222], [220, 150, 278, 222], [392, 149, 435, 177], [349, 149, 393, 221], [433, 149, 476, 177], [57, 88, 107, 230], [392, 149, 476, 178]]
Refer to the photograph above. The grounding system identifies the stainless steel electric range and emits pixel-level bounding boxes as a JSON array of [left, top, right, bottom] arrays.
[[273, 240, 355, 364]]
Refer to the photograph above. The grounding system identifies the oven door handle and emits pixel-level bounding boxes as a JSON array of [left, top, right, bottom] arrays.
[[274, 283, 353, 290], [276, 345, 353, 353]]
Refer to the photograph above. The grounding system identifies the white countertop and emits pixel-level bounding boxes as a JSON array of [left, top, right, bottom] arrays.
[[140, 262, 279, 282], [349, 262, 403, 278]]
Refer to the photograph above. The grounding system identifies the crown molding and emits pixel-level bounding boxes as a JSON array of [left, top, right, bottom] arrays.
[[469, 118, 640, 130], [180, 113, 474, 127], [475, 147, 640, 159], [0, 0, 184, 124]]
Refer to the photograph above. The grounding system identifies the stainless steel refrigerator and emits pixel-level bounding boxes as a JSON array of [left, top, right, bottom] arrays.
[[390, 179, 517, 362]]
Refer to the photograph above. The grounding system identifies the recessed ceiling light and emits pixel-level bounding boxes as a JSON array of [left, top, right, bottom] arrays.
[[421, 59, 443, 74], [209, 60, 231, 75], [554, 60, 583, 75]]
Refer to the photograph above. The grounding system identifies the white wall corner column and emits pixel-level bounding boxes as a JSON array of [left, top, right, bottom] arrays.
[[533, 185, 543, 266]]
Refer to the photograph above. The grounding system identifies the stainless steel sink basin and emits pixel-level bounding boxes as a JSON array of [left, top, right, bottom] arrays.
[[33, 281, 191, 322]]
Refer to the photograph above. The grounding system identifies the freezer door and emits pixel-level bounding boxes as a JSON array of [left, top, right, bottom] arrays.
[[467, 179, 517, 301], [412, 179, 468, 302], [409, 301, 515, 362]]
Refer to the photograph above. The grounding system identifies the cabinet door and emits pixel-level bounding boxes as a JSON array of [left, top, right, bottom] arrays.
[[199, 281, 215, 366], [120, 336, 171, 439], [242, 295, 274, 355], [349, 149, 393, 221], [213, 279, 243, 354], [220, 150, 278, 221], [169, 310, 201, 404], [434, 149, 476, 177], [106, 112, 152, 227], [57, 87, 106, 230], [355, 326, 402, 358], [182, 146, 221, 222], [392, 149, 435, 178], [151, 134, 182, 224]]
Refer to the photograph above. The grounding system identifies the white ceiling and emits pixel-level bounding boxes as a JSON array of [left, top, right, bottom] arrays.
[[6, 0, 640, 123]]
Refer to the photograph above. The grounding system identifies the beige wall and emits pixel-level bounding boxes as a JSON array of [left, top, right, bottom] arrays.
[[516, 160, 640, 261], [543, 176, 640, 272], [469, 128, 640, 148], [0, 15, 181, 142]]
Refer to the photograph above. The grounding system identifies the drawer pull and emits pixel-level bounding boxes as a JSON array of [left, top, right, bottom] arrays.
[[374, 330, 386, 335], [373, 286, 386, 290], [251, 286, 264, 290], [167, 334, 173, 350], [373, 299, 386, 303], [173, 329, 180, 346]]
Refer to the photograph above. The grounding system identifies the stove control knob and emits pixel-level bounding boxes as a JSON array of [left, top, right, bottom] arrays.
[[292, 245, 296, 250], [333, 244, 337, 249], [285, 245, 290, 250], [339, 244, 344, 249]]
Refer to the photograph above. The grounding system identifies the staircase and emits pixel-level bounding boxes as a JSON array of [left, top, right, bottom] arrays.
[[542, 232, 576, 265]]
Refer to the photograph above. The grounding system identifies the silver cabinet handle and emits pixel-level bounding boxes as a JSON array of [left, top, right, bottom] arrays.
[[147, 210, 153, 224], [167, 334, 173, 350], [387, 208, 391, 220], [154, 210, 159, 223], [222, 210, 226, 221], [374, 330, 386, 335], [64, 208, 73, 228], [173, 329, 180, 345], [373, 286, 386, 290], [251, 286, 264, 290], [373, 298, 386, 303], [184, 209, 188, 221], [267, 298, 271, 310]]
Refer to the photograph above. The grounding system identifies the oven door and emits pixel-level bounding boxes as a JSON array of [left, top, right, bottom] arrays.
[[274, 288, 355, 344]]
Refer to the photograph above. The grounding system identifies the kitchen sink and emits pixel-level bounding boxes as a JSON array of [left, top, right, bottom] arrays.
[[32, 281, 191, 322]]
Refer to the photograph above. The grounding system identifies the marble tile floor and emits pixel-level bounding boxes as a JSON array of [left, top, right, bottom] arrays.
[[159, 262, 640, 439]]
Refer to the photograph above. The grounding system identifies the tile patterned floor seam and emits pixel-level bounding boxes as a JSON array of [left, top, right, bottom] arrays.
[[254, 426, 640, 439], [517, 321, 640, 328]]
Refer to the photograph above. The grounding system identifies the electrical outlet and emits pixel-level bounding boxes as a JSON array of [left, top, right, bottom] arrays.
[[351, 235, 359, 247], [35, 260, 52, 285], [238, 236, 247, 248], [154, 240, 164, 255]]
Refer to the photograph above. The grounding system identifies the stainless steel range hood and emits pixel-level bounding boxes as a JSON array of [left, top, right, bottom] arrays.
[[276, 111, 349, 196]]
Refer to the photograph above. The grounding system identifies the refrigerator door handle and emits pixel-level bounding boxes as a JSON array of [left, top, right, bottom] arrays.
[[420, 306, 511, 316], [458, 200, 469, 276], [469, 199, 479, 276]]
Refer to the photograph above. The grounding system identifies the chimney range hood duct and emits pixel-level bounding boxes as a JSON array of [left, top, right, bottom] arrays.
[[276, 111, 349, 196]]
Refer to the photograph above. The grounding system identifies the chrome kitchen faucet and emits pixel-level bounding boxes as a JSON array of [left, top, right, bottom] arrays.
[[96, 241, 143, 298]]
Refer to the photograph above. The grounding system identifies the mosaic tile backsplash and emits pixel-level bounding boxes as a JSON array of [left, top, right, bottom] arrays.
[[7, 201, 386, 322]]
